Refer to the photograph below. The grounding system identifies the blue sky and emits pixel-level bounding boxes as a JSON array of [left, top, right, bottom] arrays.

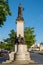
[[0, 0, 43, 44]]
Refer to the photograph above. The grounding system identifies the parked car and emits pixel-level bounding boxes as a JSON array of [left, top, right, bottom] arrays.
[[0, 52, 3, 57], [0, 50, 9, 57], [3, 51, 9, 56]]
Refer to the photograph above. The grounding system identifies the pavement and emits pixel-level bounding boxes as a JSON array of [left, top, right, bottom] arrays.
[[0, 62, 43, 65], [0, 52, 43, 65], [30, 52, 43, 64]]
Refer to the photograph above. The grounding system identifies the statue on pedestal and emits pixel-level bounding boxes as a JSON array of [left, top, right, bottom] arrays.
[[15, 3, 30, 61], [16, 3, 24, 21]]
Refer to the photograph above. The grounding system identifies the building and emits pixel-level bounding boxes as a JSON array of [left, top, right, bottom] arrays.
[[40, 42, 43, 51]]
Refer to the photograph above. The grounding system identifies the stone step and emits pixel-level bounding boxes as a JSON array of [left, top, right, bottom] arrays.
[[2, 60, 12, 63]]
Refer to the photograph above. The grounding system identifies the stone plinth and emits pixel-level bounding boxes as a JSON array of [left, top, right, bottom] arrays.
[[9, 52, 14, 61], [15, 44, 30, 60]]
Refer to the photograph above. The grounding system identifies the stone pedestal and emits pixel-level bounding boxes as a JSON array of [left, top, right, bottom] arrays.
[[9, 52, 14, 61], [15, 44, 30, 60]]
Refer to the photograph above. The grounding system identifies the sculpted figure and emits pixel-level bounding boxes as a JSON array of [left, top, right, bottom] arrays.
[[18, 3, 24, 18]]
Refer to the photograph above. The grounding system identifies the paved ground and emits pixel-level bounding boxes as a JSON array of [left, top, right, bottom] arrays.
[[30, 52, 43, 64], [0, 52, 43, 65], [0, 64, 42, 65]]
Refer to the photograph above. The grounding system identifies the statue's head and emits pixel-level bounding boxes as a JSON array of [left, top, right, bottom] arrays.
[[19, 3, 22, 7]]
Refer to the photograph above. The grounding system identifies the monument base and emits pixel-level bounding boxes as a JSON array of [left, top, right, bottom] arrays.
[[15, 44, 30, 60]]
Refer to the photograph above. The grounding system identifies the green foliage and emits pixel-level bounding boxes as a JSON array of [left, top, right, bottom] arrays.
[[4, 29, 16, 50], [0, 0, 11, 27], [0, 42, 7, 49], [24, 27, 36, 48], [8, 29, 16, 45], [0, 42, 13, 50]]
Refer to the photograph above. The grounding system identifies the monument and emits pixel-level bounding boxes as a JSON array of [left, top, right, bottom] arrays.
[[15, 3, 30, 61]]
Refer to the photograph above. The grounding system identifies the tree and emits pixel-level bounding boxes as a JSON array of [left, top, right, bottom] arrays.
[[0, 42, 7, 49], [0, 0, 11, 27], [8, 29, 16, 45], [4, 29, 16, 50], [24, 27, 36, 48]]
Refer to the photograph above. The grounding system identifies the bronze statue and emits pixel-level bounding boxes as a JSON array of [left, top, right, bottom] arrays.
[[15, 34, 25, 44], [18, 3, 24, 18], [16, 3, 24, 21]]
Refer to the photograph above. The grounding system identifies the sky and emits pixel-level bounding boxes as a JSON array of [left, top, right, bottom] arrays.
[[0, 0, 43, 44]]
